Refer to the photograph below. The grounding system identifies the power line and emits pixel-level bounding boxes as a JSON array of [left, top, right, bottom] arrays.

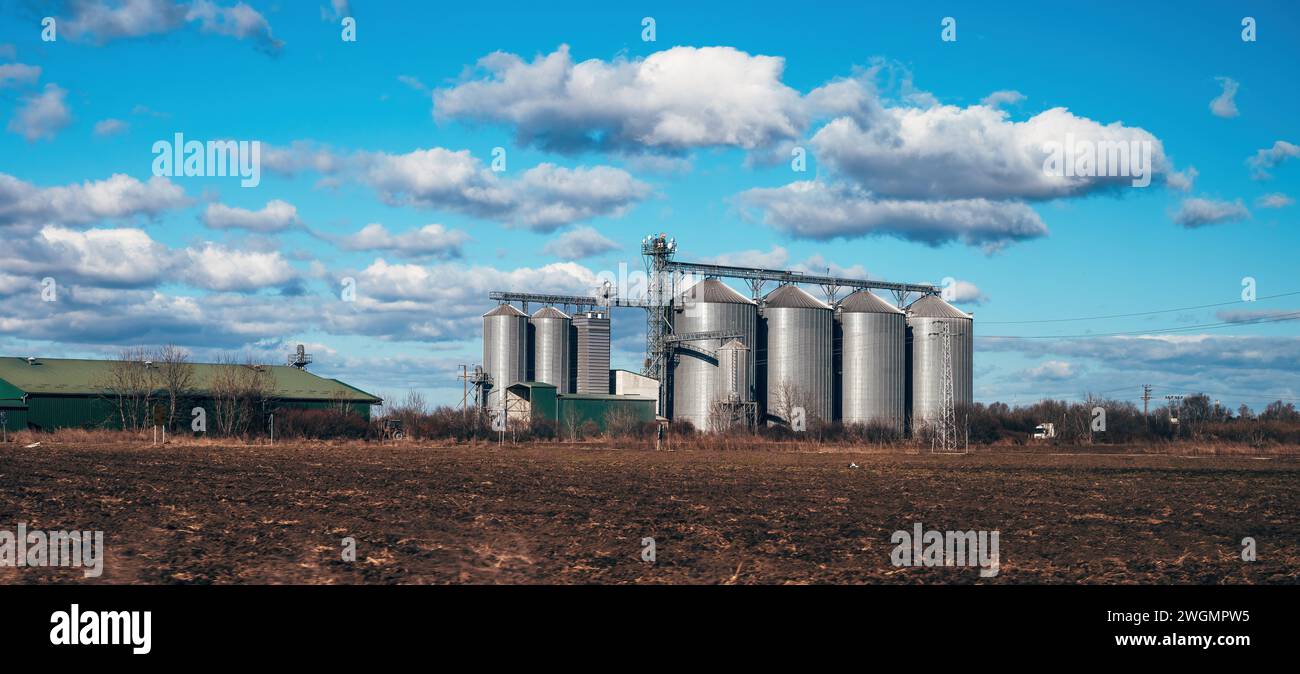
[[980, 290, 1300, 325], [981, 311, 1300, 339]]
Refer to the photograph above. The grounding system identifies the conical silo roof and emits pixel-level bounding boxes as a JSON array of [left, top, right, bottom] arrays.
[[838, 290, 904, 314], [719, 339, 749, 351], [763, 284, 830, 310], [677, 278, 754, 304], [907, 294, 971, 319], [531, 306, 571, 320], [483, 304, 528, 318]]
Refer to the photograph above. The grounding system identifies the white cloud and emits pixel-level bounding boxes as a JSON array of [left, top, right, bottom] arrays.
[[32, 225, 172, 286], [7, 83, 71, 142], [1026, 360, 1075, 380], [1166, 166, 1197, 192], [202, 199, 302, 232], [1247, 140, 1299, 179], [433, 45, 806, 153], [542, 226, 620, 259], [93, 118, 128, 136], [339, 223, 470, 260], [942, 279, 988, 305], [701, 245, 790, 269], [739, 181, 1048, 251], [63, 0, 281, 53], [267, 143, 650, 232], [1256, 192, 1294, 209], [980, 90, 1025, 108], [1171, 197, 1250, 228], [0, 63, 41, 88], [182, 243, 296, 291], [811, 105, 1170, 201], [1209, 77, 1239, 118], [0, 172, 189, 231]]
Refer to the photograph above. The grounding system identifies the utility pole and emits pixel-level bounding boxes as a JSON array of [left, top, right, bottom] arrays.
[[1142, 384, 1152, 418], [930, 322, 958, 453], [458, 365, 470, 419]]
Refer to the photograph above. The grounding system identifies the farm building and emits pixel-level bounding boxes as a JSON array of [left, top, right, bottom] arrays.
[[0, 356, 382, 433], [504, 382, 656, 432]]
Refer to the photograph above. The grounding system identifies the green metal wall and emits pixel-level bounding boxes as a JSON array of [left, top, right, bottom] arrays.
[[16, 395, 372, 431], [556, 396, 656, 431]]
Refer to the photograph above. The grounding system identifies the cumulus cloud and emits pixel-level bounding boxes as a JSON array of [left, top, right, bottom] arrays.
[[62, 0, 281, 53], [980, 90, 1025, 108], [29, 225, 173, 286], [266, 143, 650, 232], [1209, 77, 1239, 118], [542, 226, 620, 259], [182, 243, 296, 291], [982, 334, 1300, 375], [7, 83, 71, 142], [1025, 360, 1075, 380], [941, 279, 988, 305], [739, 181, 1048, 251], [433, 45, 806, 154], [1247, 140, 1299, 179], [1256, 192, 1294, 209], [202, 199, 302, 232], [701, 245, 790, 269], [0, 172, 189, 231], [811, 105, 1170, 201], [1166, 166, 1197, 192], [1171, 197, 1250, 228], [92, 118, 128, 136], [338, 223, 470, 260], [0, 63, 41, 88]]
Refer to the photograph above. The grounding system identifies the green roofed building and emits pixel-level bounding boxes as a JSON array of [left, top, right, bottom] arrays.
[[0, 356, 381, 433]]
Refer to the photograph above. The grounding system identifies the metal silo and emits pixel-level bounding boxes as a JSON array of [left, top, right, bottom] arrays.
[[906, 294, 973, 433], [530, 306, 570, 393], [837, 290, 906, 429], [482, 303, 528, 409], [670, 279, 756, 430], [762, 285, 833, 425]]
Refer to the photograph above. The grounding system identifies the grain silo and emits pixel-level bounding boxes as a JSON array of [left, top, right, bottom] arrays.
[[761, 285, 832, 425], [836, 290, 906, 429], [482, 304, 528, 409], [530, 306, 570, 393], [670, 279, 756, 430], [906, 294, 973, 433]]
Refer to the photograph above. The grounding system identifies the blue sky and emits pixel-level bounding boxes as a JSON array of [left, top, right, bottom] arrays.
[[0, 0, 1297, 411]]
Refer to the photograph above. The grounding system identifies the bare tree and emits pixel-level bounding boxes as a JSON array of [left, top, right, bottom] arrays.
[[96, 347, 156, 431], [210, 355, 274, 437], [153, 344, 195, 431], [561, 405, 582, 441]]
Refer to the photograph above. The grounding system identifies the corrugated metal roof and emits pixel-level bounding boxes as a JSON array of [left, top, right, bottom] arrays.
[[763, 284, 831, 310], [530, 306, 571, 320], [837, 290, 903, 314], [0, 356, 381, 402], [677, 278, 755, 305], [907, 295, 972, 319], [483, 304, 528, 317]]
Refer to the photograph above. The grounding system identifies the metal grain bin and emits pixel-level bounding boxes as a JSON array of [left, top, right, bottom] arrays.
[[670, 279, 756, 430], [837, 290, 906, 429], [530, 306, 571, 393], [718, 339, 750, 403], [761, 285, 833, 425], [906, 295, 973, 433], [482, 304, 529, 409]]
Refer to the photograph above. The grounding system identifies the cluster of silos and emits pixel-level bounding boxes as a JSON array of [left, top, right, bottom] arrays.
[[669, 279, 756, 430], [483, 303, 614, 406], [905, 295, 974, 432]]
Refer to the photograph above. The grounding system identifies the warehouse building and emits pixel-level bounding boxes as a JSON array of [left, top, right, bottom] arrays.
[[503, 381, 656, 432], [0, 356, 381, 433]]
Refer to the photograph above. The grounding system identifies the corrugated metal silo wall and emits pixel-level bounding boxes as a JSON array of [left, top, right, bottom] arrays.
[[907, 316, 973, 431], [762, 305, 833, 423], [718, 345, 749, 401], [572, 314, 611, 394], [670, 301, 756, 430], [530, 316, 570, 393], [483, 312, 528, 408], [840, 311, 906, 429]]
